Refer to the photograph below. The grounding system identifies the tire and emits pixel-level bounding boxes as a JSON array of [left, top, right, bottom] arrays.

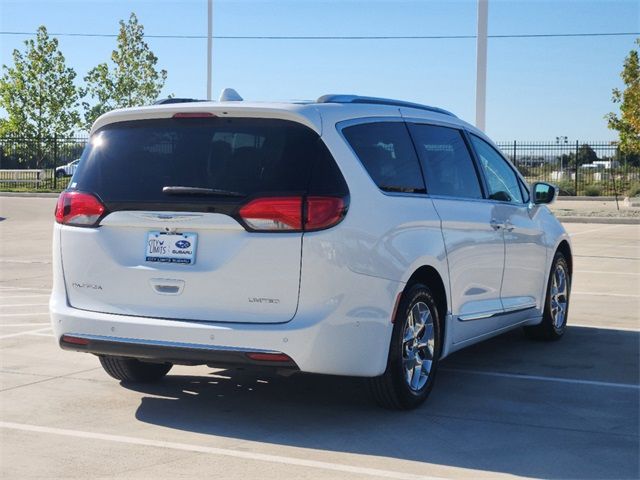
[[524, 251, 571, 341], [99, 356, 172, 383], [369, 283, 442, 410]]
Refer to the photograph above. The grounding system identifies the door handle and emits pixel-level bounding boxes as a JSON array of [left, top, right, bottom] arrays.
[[503, 220, 515, 232], [490, 219, 502, 231]]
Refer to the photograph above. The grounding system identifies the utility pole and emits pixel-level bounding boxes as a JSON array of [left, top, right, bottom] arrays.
[[475, 0, 488, 131], [207, 0, 213, 100]]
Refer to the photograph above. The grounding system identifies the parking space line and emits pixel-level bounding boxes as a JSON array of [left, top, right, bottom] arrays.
[[574, 255, 639, 261], [0, 294, 50, 299], [569, 225, 626, 236], [0, 312, 49, 317], [575, 270, 639, 276], [443, 368, 640, 390], [572, 291, 640, 298], [0, 323, 50, 327], [0, 421, 443, 480], [0, 287, 51, 293], [0, 303, 49, 308], [0, 327, 51, 340], [573, 244, 639, 249]]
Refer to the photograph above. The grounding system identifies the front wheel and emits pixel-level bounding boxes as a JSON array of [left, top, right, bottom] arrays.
[[369, 283, 441, 410], [524, 251, 571, 340], [99, 356, 172, 383]]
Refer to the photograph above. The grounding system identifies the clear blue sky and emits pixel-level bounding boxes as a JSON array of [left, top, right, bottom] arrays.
[[1, 0, 638, 140]]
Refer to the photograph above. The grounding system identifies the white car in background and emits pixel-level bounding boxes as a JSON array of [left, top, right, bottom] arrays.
[[50, 93, 572, 409], [55, 159, 80, 178]]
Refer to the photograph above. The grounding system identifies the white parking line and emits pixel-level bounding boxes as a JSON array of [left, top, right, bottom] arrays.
[[572, 291, 640, 298], [569, 225, 626, 236], [0, 294, 50, 299], [575, 270, 639, 276], [0, 287, 51, 293], [0, 421, 443, 480], [443, 368, 640, 390], [0, 312, 49, 317], [574, 244, 639, 249], [0, 259, 51, 264], [0, 327, 52, 340], [0, 323, 50, 327], [0, 303, 48, 308]]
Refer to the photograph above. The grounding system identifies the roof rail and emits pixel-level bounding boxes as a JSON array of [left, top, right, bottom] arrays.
[[316, 94, 456, 117], [153, 98, 206, 105]]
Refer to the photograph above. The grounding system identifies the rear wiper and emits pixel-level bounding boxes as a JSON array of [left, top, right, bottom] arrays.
[[162, 186, 245, 197]]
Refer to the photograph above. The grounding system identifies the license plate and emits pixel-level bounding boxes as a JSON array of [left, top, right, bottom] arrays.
[[145, 232, 197, 265]]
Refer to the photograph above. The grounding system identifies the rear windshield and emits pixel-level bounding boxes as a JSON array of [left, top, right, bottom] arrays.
[[71, 117, 346, 208]]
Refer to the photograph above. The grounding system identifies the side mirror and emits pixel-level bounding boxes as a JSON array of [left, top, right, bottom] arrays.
[[532, 182, 558, 205]]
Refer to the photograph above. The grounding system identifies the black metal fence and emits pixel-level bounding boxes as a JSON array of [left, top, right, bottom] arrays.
[[1, 135, 639, 196], [495, 140, 640, 197], [0, 135, 88, 190]]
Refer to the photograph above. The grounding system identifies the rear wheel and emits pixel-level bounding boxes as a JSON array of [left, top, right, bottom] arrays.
[[99, 356, 172, 383], [369, 283, 441, 410], [524, 251, 571, 340]]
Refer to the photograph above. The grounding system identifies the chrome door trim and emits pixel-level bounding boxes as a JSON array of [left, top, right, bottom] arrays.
[[458, 304, 536, 322]]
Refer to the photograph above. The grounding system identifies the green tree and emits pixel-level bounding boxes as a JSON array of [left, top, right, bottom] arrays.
[[0, 26, 80, 140], [82, 13, 168, 127], [576, 144, 598, 166], [606, 38, 640, 154]]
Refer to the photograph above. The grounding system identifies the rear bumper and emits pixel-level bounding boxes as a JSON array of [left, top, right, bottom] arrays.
[[50, 279, 399, 377], [59, 333, 298, 369]]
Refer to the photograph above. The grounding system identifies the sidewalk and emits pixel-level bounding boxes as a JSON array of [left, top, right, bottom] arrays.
[[551, 197, 640, 224]]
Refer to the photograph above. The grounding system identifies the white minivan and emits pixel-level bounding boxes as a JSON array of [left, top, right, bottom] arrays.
[[50, 94, 572, 409]]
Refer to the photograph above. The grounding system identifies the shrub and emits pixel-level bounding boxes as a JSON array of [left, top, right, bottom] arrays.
[[584, 184, 602, 196], [556, 180, 575, 196], [626, 182, 640, 197]]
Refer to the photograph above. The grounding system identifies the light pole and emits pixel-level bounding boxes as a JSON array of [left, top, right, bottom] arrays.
[[207, 0, 213, 100], [475, 0, 488, 131], [556, 136, 568, 172]]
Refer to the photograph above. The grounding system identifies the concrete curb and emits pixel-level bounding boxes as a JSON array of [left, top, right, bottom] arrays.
[[0, 192, 60, 198], [558, 216, 640, 225], [557, 196, 619, 201]]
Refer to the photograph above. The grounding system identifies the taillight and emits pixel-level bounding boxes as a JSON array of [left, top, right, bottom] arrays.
[[306, 196, 346, 231], [239, 197, 303, 231], [55, 191, 106, 227], [238, 196, 346, 232]]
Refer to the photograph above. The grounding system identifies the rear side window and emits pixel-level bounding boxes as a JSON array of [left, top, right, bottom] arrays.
[[342, 122, 425, 193], [71, 118, 347, 209], [408, 124, 483, 199]]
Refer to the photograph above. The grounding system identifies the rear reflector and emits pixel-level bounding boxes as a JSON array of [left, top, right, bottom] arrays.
[[239, 196, 346, 232], [390, 292, 403, 323], [172, 112, 216, 118], [61, 335, 90, 345], [55, 191, 106, 227], [246, 352, 292, 362]]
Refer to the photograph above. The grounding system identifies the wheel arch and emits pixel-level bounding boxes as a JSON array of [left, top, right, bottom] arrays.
[[405, 265, 448, 357], [556, 239, 573, 277]]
